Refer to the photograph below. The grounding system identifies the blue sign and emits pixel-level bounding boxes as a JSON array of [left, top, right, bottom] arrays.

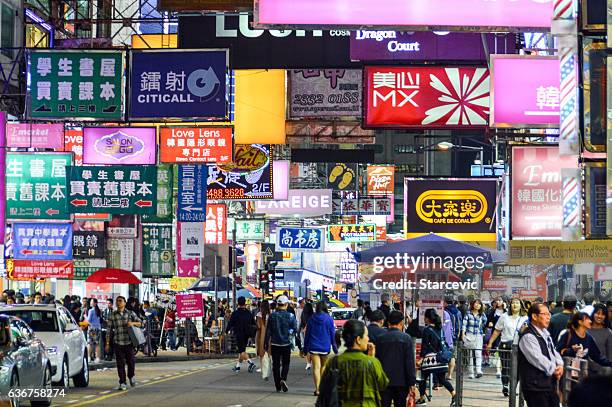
[[129, 50, 228, 119], [277, 227, 324, 252], [13, 223, 73, 260], [178, 165, 208, 222]]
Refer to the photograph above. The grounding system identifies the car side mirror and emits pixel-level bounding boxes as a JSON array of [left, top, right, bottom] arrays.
[[65, 323, 79, 332]]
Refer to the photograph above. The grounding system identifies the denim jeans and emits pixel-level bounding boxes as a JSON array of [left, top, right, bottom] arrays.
[[167, 329, 177, 350]]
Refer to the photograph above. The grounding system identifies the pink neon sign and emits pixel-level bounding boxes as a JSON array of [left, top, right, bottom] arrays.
[[256, 0, 553, 30]]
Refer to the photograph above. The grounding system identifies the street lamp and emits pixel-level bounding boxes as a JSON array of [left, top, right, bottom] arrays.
[[435, 142, 485, 175]]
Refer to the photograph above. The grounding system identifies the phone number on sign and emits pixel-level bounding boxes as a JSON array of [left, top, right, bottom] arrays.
[[207, 188, 245, 199], [3, 388, 66, 399]]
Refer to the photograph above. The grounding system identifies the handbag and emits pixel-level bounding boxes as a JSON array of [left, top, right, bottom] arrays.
[[128, 325, 146, 347], [316, 357, 340, 407], [261, 352, 272, 380], [421, 327, 449, 374], [437, 328, 453, 364], [406, 388, 416, 407]]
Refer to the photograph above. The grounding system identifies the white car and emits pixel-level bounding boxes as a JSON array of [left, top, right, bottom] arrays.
[[0, 304, 89, 388]]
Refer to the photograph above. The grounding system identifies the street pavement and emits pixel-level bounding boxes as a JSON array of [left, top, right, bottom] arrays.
[[50, 356, 511, 407]]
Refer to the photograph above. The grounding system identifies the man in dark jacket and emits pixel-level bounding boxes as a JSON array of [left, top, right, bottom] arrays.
[[549, 295, 576, 346], [367, 310, 387, 344], [265, 295, 298, 393], [376, 311, 417, 407], [226, 296, 257, 373]]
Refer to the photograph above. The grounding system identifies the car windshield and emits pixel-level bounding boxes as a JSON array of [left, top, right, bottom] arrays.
[[0, 310, 59, 332], [332, 310, 354, 320]]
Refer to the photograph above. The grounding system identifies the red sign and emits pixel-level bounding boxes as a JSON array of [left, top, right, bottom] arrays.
[[367, 165, 394, 196], [64, 129, 84, 165], [176, 293, 204, 318], [205, 204, 227, 245], [511, 146, 577, 238], [159, 127, 233, 164], [364, 66, 490, 128], [8, 259, 74, 280], [376, 226, 387, 241]]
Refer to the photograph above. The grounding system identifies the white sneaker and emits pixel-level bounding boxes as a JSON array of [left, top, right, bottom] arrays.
[[116, 383, 127, 391], [94, 358, 101, 363], [305, 363, 311, 370], [468, 374, 475, 379], [129, 377, 136, 387]]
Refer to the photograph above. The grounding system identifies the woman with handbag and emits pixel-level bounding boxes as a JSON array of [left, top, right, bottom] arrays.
[[256, 300, 271, 380], [461, 299, 488, 379], [416, 309, 456, 407], [557, 312, 612, 372]]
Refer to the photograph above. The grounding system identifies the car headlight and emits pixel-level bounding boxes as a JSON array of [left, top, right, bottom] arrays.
[[46, 346, 58, 355]]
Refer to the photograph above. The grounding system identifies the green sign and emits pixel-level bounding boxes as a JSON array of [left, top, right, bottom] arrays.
[[142, 165, 174, 223], [68, 166, 157, 215], [73, 259, 106, 280], [236, 219, 265, 241], [28, 50, 124, 119], [6, 152, 72, 220], [142, 224, 174, 277]]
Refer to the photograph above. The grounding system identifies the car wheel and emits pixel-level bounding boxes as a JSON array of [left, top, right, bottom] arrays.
[[53, 357, 69, 388], [10, 371, 20, 407], [72, 355, 89, 387], [31, 364, 52, 406]]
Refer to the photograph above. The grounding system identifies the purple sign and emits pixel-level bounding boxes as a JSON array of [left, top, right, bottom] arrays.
[[6, 123, 64, 148], [0, 112, 5, 245], [83, 127, 157, 165], [350, 31, 516, 61]]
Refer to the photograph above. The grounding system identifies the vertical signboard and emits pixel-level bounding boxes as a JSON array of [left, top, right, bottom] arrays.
[[177, 222, 201, 278], [129, 50, 228, 119], [205, 204, 227, 245], [83, 127, 157, 164], [142, 165, 174, 223], [28, 50, 124, 119], [178, 165, 208, 222], [608, 55, 612, 236], [0, 112, 5, 244], [142, 224, 174, 277], [179, 222, 204, 259], [106, 238, 134, 271], [64, 129, 84, 165], [5, 152, 72, 220]]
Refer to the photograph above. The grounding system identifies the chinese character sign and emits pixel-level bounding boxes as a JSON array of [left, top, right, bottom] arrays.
[[207, 144, 273, 200], [13, 223, 73, 260], [178, 165, 208, 222], [367, 165, 394, 195], [6, 123, 64, 149], [176, 293, 204, 318], [364, 66, 490, 128], [83, 127, 157, 165], [277, 227, 324, 252], [7, 259, 74, 280], [236, 219, 265, 241], [491, 56, 560, 127], [72, 231, 105, 259], [511, 146, 577, 238], [159, 127, 233, 164], [332, 196, 392, 216], [142, 224, 174, 277], [328, 224, 376, 243], [5, 152, 72, 220], [339, 251, 358, 283], [68, 166, 157, 215], [143, 165, 174, 223], [64, 129, 84, 165], [28, 50, 123, 119], [129, 50, 228, 119], [205, 204, 227, 245], [106, 238, 134, 271]]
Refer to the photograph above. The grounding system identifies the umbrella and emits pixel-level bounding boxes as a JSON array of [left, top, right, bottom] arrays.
[[86, 268, 142, 284], [188, 276, 240, 292], [203, 288, 255, 299]]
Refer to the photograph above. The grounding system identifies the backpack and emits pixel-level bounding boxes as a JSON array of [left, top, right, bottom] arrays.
[[316, 356, 340, 407], [448, 309, 462, 341]]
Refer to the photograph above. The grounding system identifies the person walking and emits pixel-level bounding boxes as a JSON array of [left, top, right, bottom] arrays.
[[485, 297, 506, 375], [299, 302, 314, 371], [416, 309, 456, 406], [443, 297, 462, 381], [352, 299, 366, 321], [226, 296, 257, 373], [461, 299, 487, 379], [317, 319, 389, 407], [163, 308, 178, 351], [588, 303, 612, 376], [557, 312, 612, 373], [367, 310, 387, 344], [486, 298, 528, 397], [517, 302, 564, 407], [102, 298, 114, 361], [303, 301, 338, 396], [255, 300, 271, 380], [265, 295, 297, 392], [86, 298, 103, 363], [376, 311, 417, 407], [549, 295, 577, 346], [379, 297, 392, 325], [105, 296, 142, 390]]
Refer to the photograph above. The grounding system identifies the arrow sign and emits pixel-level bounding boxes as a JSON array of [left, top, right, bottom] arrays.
[[135, 200, 153, 208], [21, 250, 35, 255], [46, 208, 59, 216], [181, 206, 204, 212], [71, 199, 88, 206]]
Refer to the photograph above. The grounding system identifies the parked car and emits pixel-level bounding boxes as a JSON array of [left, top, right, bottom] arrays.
[[0, 314, 54, 406], [0, 304, 89, 388], [330, 307, 356, 330]]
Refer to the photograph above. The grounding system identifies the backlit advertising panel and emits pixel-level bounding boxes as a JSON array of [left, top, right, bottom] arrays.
[[83, 127, 157, 165], [159, 126, 233, 164]]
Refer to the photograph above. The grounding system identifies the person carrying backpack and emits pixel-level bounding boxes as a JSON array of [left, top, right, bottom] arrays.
[[444, 297, 462, 380]]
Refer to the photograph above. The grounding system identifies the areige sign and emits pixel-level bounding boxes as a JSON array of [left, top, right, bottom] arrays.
[[491, 56, 560, 128], [255, 0, 553, 31], [255, 189, 333, 216], [83, 127, 157, 164]]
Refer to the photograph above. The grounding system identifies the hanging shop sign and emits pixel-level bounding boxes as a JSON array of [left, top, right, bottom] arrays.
[[176, 237, 201, 278], [142, 165, 174, 223], [106, 238, 134, 271], [0, 113, 5, 245], [106, 215, 138, 238], [64, 129, 84, 166], [582, 43, 607, 152], [350, 31, 515, 62], [490, 56, 560, 128], [176, 293, 205, 318], [178, 165, 208, 222], [13, 223, 73, 260], [6, 123, 64, 149], [205, 204, 228, 245], [142, 224, 174, 277], [83, 127, 157, 164], [511, 146, 577, 238], [273, 160, 289, 200], [7, 259, 74, 280], [5, 152, 72, 221], [364, 66, 490, 128], [367, 165, 394, 196], [159, 127, 233, 164], [178, 13, 355, 69], [585, 163, 607, 238], [28, 50, 124, 119], [73, 259, 106, 280], [404, 178, 497, 241], [508, 240, 612, 265], [332, 196, 392, 216], [68, 165, 157, 215], [179, 222, 204, 258], [339, 251, 358, 283], [158, 0, 252, 11], [72, 231, 105, 259], [207, 144, 273, 200], [328, 224, 376, 243], [255, 189, 333, 216], [277, 227, 325, 252], [254, 0, 553, 31], [236, 219, 265, 241], [582, 0, 606, 31], [289, 69, 361, 119], [169, 277, 198, 292], [326, 163, 357, 190], [129, 50, 228, 119]]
